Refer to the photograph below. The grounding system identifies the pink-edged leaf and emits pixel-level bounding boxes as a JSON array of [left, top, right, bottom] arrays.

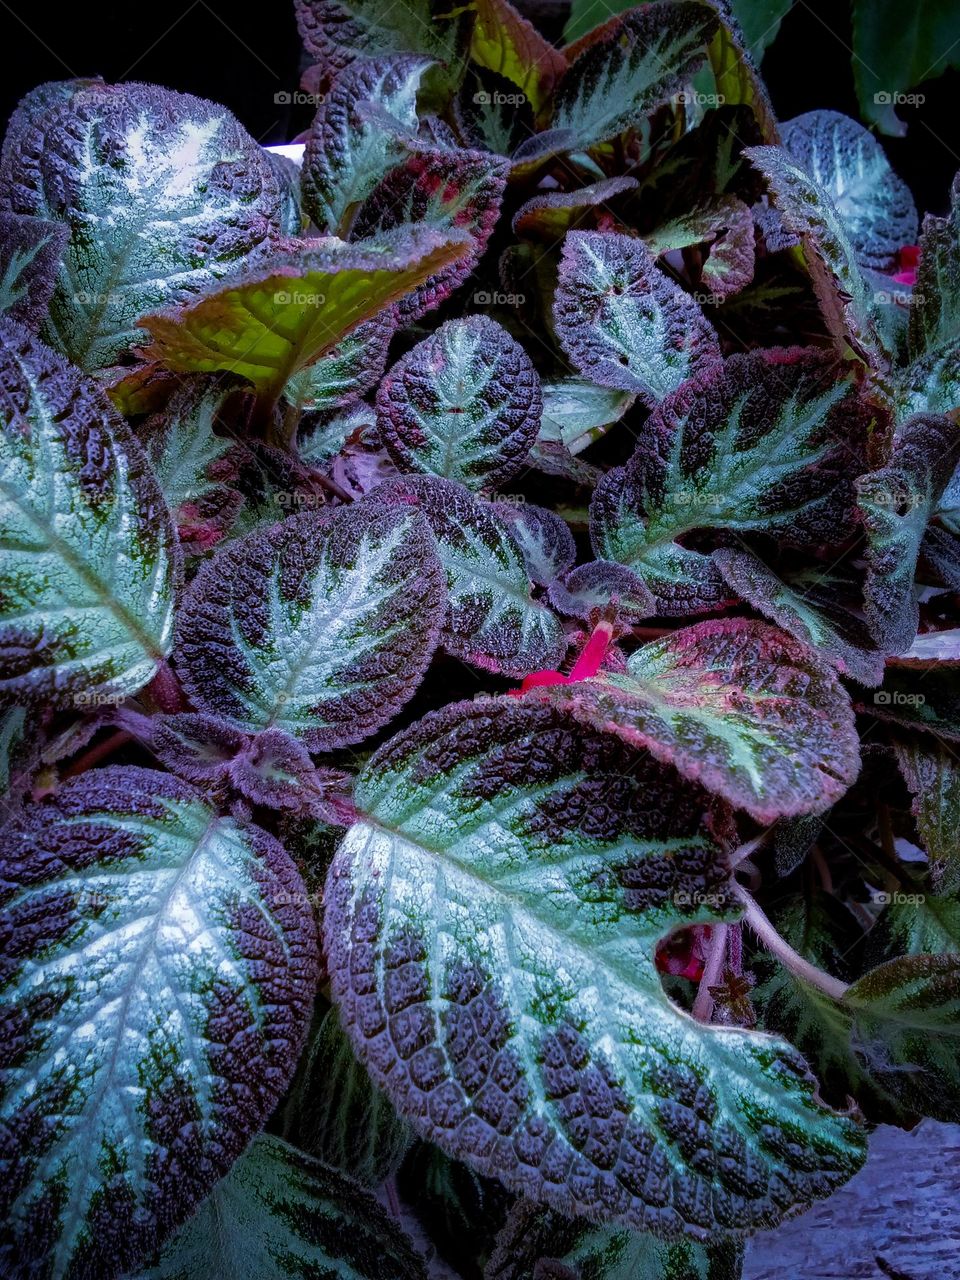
[[529, 618, 861, 821], [470, 0, 567, 113], [351, 146, 508, 323], [554, 230, 721, 404], [490, 501, 576, 587], [0, 212, 68, 330], [548, 559, 655, 623], [511, 177, 638, 242], [370, 474, 566, 676], [175, 502, 445, 750], [376, 316, 541, 491]]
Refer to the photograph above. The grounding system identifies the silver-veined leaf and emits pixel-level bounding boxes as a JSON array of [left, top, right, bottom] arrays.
[[0, 212, 68, 330]]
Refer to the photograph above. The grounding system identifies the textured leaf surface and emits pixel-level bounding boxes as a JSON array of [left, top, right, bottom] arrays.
[[644, 197, 755, 301], [512, 178, 639, 243], [0, 83, 282, 370], [538, 378, 635, 455], [534, 618, 860, 821], [325, 697, 865, 1237], [284, 318, 393, 414], [371, 475, 566, 676], [376, 317, 541, 491], [548, 559, 655, 624], [0, 321, 177, 707], [351, 147, 508, 324], [302, 56, 431, 235], [294, 0, 459, 79], [176, 502, 445, 750], [855, 413, 956, 652], [780, 110, 917, 272], [490, 501, 576, 588], [0, 766, 319, 1280], [298, 402, 378, 468], [589, 348, 863, 616], [470, 0, 567, 112], [902, 169, 960, 419], [135, 1135, 425, 1280], [0, 213, 67, 330], [138, 228, 471, 399], [894, 737, 960, 895]]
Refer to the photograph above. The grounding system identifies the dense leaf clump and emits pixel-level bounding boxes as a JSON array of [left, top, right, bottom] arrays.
[[0, 3, 958, 1277]]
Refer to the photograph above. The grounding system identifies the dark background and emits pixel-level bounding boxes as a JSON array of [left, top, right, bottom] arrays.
[[0, 0, 957, 215]]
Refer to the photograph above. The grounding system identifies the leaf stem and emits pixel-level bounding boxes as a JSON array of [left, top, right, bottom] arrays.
[[692, 923, 728, 1021], [731, 881, 849, 1002]]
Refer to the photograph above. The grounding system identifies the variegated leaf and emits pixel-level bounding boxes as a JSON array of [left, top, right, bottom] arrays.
[[0, 212, 68, 330]]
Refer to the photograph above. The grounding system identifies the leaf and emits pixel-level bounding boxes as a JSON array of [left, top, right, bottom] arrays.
[[137, 227, 471, 402], [0, 321, 177, 708], [298, 402, 378, 468], [0, 82, 283, 371], [302, 56, 433, 235], [726, 0, 794, 60], [351, 147, 508, 324], [376, 317, 541, 491], [554, 230, 721, 404], [489, 501, 576, 588], [324, 697, 865, 1236], [893, 737, 960, 894], [852, 0, 960, 135], [0, 766, 319, 1279], [176, 501, 445, 750], [548, 559, 656, 624], [0, 213, 67, 330], [862, 665, 960, 741], [589, 348, 865, 617], [263, 148, 304, 236], [287, 1010, 412, 1185], [294, 0, 461, 81], [713, 550, 885, 687], [284, 319, 394, 414], [141, 378, 244, 556], [855, 412, 957, 652], [370, 475, 566, 676], [780, 110, 917, 272], [533, 618, 860, 821], [901, 169, 960, 419], [512, 177, 639, 242], [538, 378, 635, 456], [643, 197, 756, 301], [546, 4, 718, 154], [134, 1135, 426, 1280], [470, 0, 567, 113]]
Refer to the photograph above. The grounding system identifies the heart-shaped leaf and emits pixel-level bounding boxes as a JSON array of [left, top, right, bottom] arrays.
[[0, 766, 319, 1279], [176, 501, 445, 750], [0, 321, 177, 708], [554, 230, 721, 404], [376, 316, 541, 491], [531, 618, 860, 821], [324, 698, 865, 1236]]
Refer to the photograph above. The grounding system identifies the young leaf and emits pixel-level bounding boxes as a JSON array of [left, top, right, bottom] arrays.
[[302, 56, 433, 235], [0, 766, 319, 1279], [643, 196, 756, 301], [176, 502, 445, 750], [549, 559, 656, 623], [780, 110, 917, 272], [490, 501, 576, 588], [531, 618, 860, 821], [376, 316, 541, 491], [134, 1135, 426, 1280], [137, 227, 471, 402], [324, 698, 865, 1236], [538, 377, 635, 455], [351, 147, 508, 324], [370, 475, 566, 676], [554, 230, 721, 404], [0, 320, 177, 708], [855, 412, 956, 652], [589, 348, 864, 616], [0, 212, 67, 329], [0, 83, 283, 370]]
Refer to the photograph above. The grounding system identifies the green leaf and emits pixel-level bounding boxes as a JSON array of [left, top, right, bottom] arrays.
[[0, 321, 177, 708], [726, 0, 794, 59], [644, 197, 755, 301], [470, 0, 567, 113], [376, 316, 541, 491], [538, 378, 635, 456], [0, 83, 283, 371], [324, 697, 865, 1236], [554, 230, 721, 405], [0, 766, 319, 1279], [0, 212, 68, 330], [533, 618, 860, 821], [176, 501, 445, 750], [852, 0, 960, 135], [893, 737, 960, 894], [135, 1135, 426, 1280], [295, 0, 464, 83], [283, 320, 393, 415], [137, 227, 471, 403], [901, 169, 960, 419], [372, 475, 566, 676], [512, 177, 639, 243]]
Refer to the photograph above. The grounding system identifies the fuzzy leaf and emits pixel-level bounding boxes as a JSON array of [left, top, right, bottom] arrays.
[[554, 230, 720, 404], [324, 697, 865, 1236], [470, 0, 567, 113], [643, 197, 755, 301], [0, 766, 319, 1280], [538, 378, 635, 455], [713, 550, 884, 687], [298, 402, 378, 468], [590, 348, 864, 616], [0, 213, 68, 330], [512, 178, 639, 242], [134, 1135, 426, 1280], [490, 501, 576, 588], [894, 737, 960, 894], [376, 317, 540, 491], [780, 110, 917, 272], [285, 319, 394, 415], [0, 83, 283, 370], [302, 56, 432, 235], [137, 228, 471, 401], [548, 559, 655, 623], [0, 321, 177, 708], [371, 475, 566, 676], [294, 0, 460, 79], [855, 412, 956, 652], [351, 147, 508, 324], [533, 618, 860, 821], [901, 169, 960, 419], [176, 502, 445, 750]]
